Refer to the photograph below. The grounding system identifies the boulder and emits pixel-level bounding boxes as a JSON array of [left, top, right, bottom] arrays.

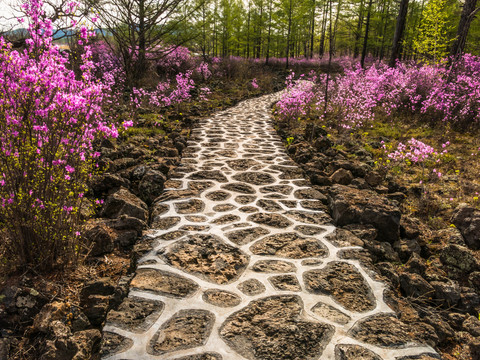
[[101, 187, 148, 221], [440, 244, 479, 274], [329, 168, 353, 185], [138, 170, 166, 205], [328, 185, 401, 242], [451, 204, 480, 249]]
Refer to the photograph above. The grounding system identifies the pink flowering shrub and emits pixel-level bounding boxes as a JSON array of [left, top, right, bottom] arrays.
[[274, 72, 319, 126], [383, 138, 449, 196], [274, 56, 480, 130], [0, 0, 124, 270]]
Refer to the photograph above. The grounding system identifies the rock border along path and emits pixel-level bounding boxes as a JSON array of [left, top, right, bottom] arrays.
[[101, 93, 439, 360]]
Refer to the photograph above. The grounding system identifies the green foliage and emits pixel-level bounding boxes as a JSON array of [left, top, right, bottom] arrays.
[[413, 0, 454, 63]]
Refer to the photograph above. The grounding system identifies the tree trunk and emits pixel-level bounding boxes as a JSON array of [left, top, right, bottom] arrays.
[[353, 0, 365, 58], [310, 0, 316, 59], [286, 0, 293, 68], [450, 0, 479, 60], [265, 0, 273, 64], [360, 0, 373, 68], [389, 0, 409, 67]]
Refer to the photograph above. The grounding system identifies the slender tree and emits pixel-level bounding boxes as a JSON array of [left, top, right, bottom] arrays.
[[389, 0, 409, 66]]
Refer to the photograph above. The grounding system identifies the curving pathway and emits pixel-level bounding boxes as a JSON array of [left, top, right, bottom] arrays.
[[101, 93, 439, 360]]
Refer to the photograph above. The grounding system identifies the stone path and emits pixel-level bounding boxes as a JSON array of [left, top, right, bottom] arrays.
[[101, 94, 439, 360]]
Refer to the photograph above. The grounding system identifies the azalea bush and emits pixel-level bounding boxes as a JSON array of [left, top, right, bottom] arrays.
[[274, 55, 480, 131], [0, 0, 126, 271]]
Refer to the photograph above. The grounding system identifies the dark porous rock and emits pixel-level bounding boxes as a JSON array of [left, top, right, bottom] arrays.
[[90, 173, 131, 194], [226, 159, 260, 171], [238, 206, 259, 213], [399, 272, 434, 300], [311, 174, 333, 186], [294, 188, 327, 201], [213, 204, 237, 212], [80, 278, 116, 304], [396, 355, 441, 360], [430, 281, 461, 307], [325, 229, 364, 247], [451, 204, 480, 249], [32, 302, 71, 333], [210, 214, 241, 225], [250, 232, 328, 259], [203, 289, 242, 307], [188, 170, 228, 182], [155, 189, 198, 202], [225, 227, 270, 245], [42, 326, 102, 360], [247, 213, 293, 228], [151, 216, 181, 229], [386, 192, 407, 203], [328, 185, 401, 242], [421, 313, 455, 344], [403, 253, 427, 276], [363, 239, 401, 263], [162, 234, 249, 284], [106, 297, 164, 332], [269, 275, 301, 291], [139, 169, 166, 204], [237, 279, 266, 296], [101, 187, 148, 221], [334, 344, 381, 360], [81, 294, 110, 327], [222, 182, 256, 194], [304, 262, 376, 312], [260, 185, 294, 195], [253, 260, 296, 273], [235, 195, 257, 204], [157, 230, 186, 241], [175, 353, 223, 360], [311, 303, 351, 325], [283, 210, 332, 225], [459, 286, 480, 313], [393, 239, 421, 263], [440, 244, 479, 274], [431, 227, 465, 246], [342, 224, 378, 241], [83, 222, 115, 256], [376, 262, 400, 288], [0, 338, 9, 360], [256, 199, 283, 212], [100, 332, 134, 358], [463, 315, 480, 337], [232, 172, 275, 185], [349, 314, 421, 348], [219, 295, 334, 360], [314, 136, 333, 151], [111, 157, 137, 171], [351, 177, 369, 189], [300, 200, 328, 211], [270, 165, 304, 180], [205, 190, 231, 201], [148, 310, 214, 355], [180, 224, 211, 231], [130, 268, 199, 298], [295, 225, 327, 236], [106, 215, 147, 234], [400, 216, 423, 239], [174, 199, 205, 214], [364, 171, 382, 187], [329, 168, 354, 185], [470, 337, 480, 359], [468, 271, 480, 292]]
